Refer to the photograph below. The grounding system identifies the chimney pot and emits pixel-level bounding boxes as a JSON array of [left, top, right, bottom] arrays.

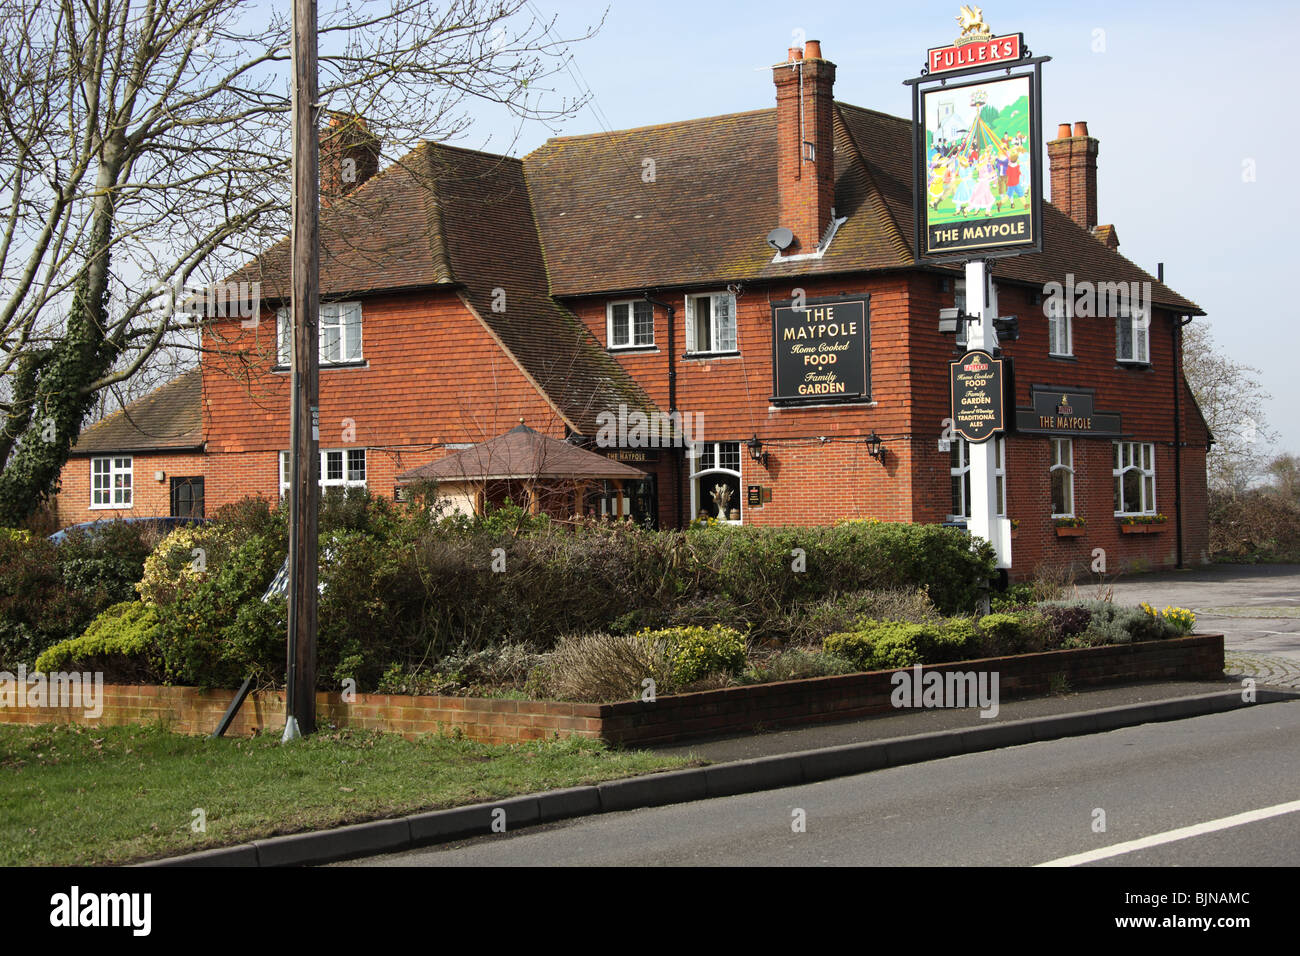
[[804, 39, 822, 60], [787, 46, 802, 61], [1055, 123, 1072, 140], [1073, 120, 1089, 137]]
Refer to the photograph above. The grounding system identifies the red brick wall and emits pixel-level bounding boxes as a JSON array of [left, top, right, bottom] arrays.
[[56, 451, 207, 527]]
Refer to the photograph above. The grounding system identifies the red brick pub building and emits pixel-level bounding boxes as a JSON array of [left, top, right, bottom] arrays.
[[56, 41, 1211, 579]]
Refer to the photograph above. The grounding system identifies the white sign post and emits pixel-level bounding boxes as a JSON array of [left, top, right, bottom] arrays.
[[963, 259, 1012, 570]]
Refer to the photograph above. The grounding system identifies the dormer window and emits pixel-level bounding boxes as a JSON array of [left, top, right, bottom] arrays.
[[606, 300, 655, 349]]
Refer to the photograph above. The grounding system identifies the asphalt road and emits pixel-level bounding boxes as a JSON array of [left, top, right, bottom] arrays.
[[1106, 563, 1300, 674], [341, 698, 1300, 867]]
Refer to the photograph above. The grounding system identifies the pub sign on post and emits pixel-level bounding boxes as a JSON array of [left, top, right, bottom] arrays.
[[907, 8, 1046, 263], [771, 294, 870, 405], [950, 348, 1006, 443]]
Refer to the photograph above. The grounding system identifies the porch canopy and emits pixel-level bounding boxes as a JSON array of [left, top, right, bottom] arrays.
[[397, 422, 647, 516]]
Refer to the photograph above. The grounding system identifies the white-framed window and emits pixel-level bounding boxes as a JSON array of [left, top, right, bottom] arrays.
[[90, 456, 133, 508], [1047, 292, 1073, 357], [280, 448, 367, 496], [949, 436, 1005, 520], [1113, 441, 1156, 515], [953, 278, 998, 349], [277, 302, 363, 366], [1116, 306, 1150, 364], [1050, 438, 1074, 517], [606, 300, 655, 349], [690, 441, 742, 523], [684, 292, 737, 355]]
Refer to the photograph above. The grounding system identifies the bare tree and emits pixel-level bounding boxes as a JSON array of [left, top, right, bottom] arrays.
[[0, 0, 600, 523], [1181, 321, 1274, 496]]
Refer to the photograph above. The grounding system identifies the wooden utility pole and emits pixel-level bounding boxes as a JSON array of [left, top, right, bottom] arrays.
[[285, 0, 320, 740]]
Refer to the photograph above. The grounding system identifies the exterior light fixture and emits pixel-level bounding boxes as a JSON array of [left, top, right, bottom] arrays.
[[866, 431, 885, 462], [746, 435, 769, 467]]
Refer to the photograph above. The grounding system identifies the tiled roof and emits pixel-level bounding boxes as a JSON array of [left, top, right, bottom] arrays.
[[399, 423, 647, 482], [525, 102, 1201, 313], [71, 369, 204, 455]]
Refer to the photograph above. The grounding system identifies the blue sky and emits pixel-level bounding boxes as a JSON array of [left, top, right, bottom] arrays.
[[396, 1, 1299, 456]]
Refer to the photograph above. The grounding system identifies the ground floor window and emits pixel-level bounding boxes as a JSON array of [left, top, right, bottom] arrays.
[[949, 437, 1005, 520], [280, 448, 367, 495], [1050, 438, 1074, 517], [593, 476, 657, 528], [170, 476, 205, 518], [691, 441, 742, 522], [91, 456, 133, 508], [1113, 441, 1155, 515]]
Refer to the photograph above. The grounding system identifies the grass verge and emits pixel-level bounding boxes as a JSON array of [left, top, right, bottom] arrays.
[[0, 722, 692, 866]]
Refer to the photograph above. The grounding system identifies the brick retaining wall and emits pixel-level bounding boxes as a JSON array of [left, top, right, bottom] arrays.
[[0, 634, 1223, 746]]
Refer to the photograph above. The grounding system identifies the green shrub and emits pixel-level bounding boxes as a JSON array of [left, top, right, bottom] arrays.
[[824, 621, 931, 671], [637, 624, 747, 684], [929, 617, 978, 662], [748, 648, 859, 682], [35, 601, 162, 681]]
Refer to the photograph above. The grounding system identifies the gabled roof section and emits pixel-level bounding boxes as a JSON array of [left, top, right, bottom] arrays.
[[399, 422, 647, 482], [71, 369, 204, 455], [228, 141, 658, 435], [228, 142, 456, 300]]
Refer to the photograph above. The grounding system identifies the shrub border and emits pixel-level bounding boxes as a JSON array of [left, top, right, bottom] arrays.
[[0, 634, 1224, 746]]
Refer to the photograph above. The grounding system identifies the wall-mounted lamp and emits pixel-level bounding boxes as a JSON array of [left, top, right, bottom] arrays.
[[746, 435, 769, 467], [865, 431, 885, 462]]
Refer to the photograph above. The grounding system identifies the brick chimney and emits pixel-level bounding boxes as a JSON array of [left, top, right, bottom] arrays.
[[1047, 120, 1099, 232], [772, 40, 836, 255], [321, 112, 380, 199]]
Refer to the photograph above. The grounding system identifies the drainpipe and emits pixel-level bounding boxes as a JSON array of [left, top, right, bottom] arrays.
[[643, 292, 682, 529], [1161, 262, 1192, 570]]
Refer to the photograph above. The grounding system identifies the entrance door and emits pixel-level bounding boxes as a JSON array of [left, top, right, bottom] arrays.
[[170, 476, 205, 518]]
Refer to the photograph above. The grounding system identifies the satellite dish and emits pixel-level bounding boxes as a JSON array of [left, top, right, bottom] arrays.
[[766, 227, 794, 252]]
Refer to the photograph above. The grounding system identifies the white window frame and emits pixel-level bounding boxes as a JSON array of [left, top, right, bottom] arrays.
[[90, 456, 133, 509], [1050, 438, 1075, 518], [277, 302, 363, 366], [684, 292, 737, 355], [606, 299, 655, 350], [1112, 441, 1156, 516], [1115, 306, 1150, 364], [280, 448, 367, 496], [953, 278, 998, 349], [948, 436, 1005, 520], [1046, 292, 1073, 358], [689, 441, 742, 524]]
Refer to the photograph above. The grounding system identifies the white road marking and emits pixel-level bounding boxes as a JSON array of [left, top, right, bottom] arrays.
[[1036, 798, 1300, 867]]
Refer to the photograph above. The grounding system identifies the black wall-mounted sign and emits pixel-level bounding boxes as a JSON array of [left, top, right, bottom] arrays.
[[747, 485, 762, 507], [771, 294, 870, 406], [950, 349, 1006, 443], [1014, 386, 1123, 436]]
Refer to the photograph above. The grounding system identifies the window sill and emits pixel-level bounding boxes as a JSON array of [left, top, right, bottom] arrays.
[[1048, 353, 1077, 361], [272, 360, 369, 373], [89, 503, 133, 511], [607, 345, 659, 355], [683, 351, 740, 360], [1115, 360, 1152, 370]]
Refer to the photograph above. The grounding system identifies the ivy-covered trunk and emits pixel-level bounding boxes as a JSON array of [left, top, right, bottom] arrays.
[[0, 148, 122, 527]]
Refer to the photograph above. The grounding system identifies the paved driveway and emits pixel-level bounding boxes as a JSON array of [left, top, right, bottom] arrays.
[[1103, 563, 1300, 684]]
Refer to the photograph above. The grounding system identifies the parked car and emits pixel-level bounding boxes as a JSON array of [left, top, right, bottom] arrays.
[[47, 516, 207, 544]]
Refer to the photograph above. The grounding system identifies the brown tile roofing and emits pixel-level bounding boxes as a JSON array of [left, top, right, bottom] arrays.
[[398, 423, 647, 482], [527, 102, 1201, 314], [71, 369, 204, 455]]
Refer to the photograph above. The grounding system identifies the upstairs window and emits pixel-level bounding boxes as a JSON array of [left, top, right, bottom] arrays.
[[1116, 307, 1150, 364], [685, 292, 737, 354], [607, 300, 655, 349], [1046, 293, 1073, 357], [277, 302, 363, 366]]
